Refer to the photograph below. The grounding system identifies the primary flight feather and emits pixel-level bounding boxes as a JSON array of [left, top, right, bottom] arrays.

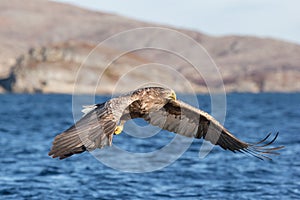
[[48, 87, 284, 160]]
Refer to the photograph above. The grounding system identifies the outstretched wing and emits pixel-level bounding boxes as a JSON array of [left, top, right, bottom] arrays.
[[49, 96, 135, 159], [143, 100, 284, 160], [48, 102, 116, 159]]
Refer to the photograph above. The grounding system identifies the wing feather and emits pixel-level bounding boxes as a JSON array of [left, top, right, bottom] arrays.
[[48, 102, 117, 159], [49, 95, 136, 159], [143, 100, 283, 160]]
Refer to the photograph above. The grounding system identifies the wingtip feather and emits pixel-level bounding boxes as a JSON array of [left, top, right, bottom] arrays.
[[244, 132, 284, 160]]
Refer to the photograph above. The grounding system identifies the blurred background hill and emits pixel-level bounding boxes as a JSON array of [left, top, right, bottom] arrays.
[[1, 0, 300, 94]]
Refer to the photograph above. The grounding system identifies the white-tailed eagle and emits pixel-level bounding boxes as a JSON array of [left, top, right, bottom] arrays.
[[49, 87, 283, 160]]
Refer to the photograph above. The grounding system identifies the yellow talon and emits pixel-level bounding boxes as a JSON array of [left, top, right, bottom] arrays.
[[114, 125, 123, 135]]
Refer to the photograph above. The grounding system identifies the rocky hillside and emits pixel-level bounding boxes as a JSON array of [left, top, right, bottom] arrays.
[[0, 0, 300, 94]]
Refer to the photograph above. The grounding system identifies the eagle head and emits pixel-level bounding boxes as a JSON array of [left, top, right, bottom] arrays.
[[131, 87, 177, 111], [148, 87, 176, 104]]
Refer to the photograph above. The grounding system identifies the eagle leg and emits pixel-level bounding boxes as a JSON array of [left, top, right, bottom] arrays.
[[114, 120, 126, 135]]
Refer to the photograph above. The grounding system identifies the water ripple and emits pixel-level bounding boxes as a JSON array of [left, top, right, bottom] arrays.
[[0, 93, 298, 199]]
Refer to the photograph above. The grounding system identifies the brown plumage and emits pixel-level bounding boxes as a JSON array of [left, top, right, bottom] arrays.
[[48, 87, 284, 160]]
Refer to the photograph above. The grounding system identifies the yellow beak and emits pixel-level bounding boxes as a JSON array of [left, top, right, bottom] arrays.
[[170, 91, 177, 100]]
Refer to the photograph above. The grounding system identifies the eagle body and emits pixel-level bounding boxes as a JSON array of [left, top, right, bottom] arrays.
[[49, 87, 283, 160]]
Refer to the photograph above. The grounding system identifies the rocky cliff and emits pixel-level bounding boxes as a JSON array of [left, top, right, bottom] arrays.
[[1, 0, 300, 94]]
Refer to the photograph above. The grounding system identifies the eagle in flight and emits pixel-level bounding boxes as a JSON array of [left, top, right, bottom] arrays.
[[49, 87, 283, 160]]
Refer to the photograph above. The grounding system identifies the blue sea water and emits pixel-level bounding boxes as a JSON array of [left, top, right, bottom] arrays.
[[0, 93, 299, 199]]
